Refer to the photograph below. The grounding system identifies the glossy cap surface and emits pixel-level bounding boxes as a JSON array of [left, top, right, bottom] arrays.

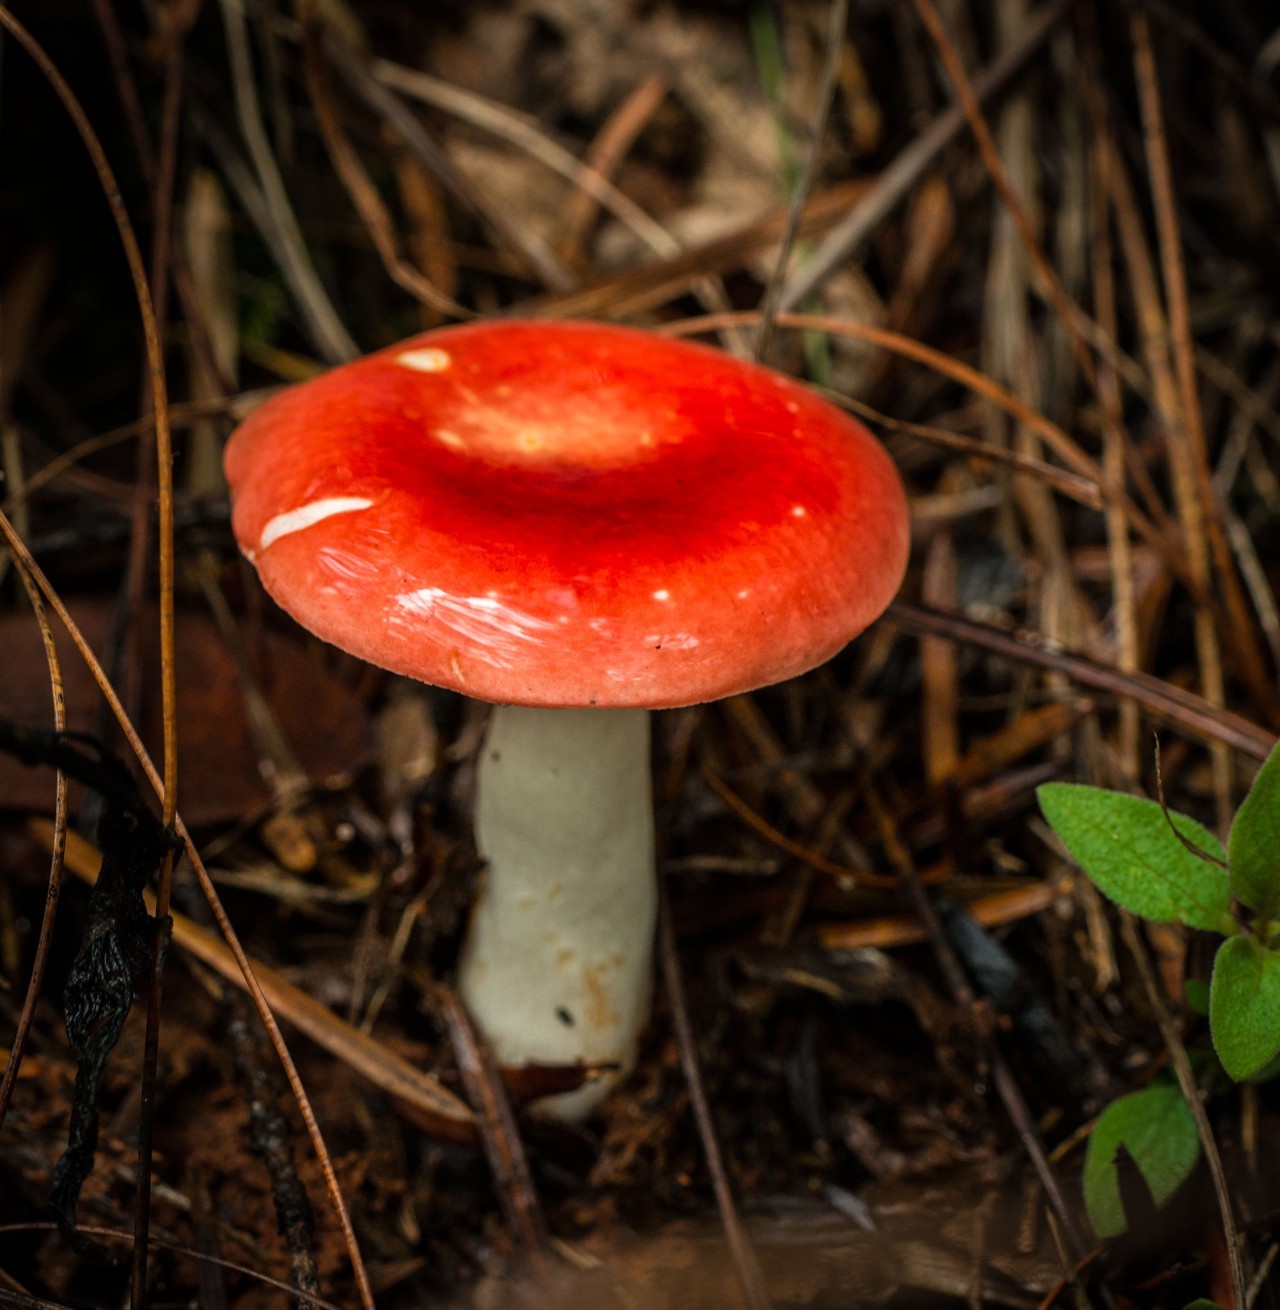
[[224, 320, 909, 707]]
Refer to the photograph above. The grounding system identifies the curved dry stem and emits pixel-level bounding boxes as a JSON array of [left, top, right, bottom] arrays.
[[0, 563, 67, 1129]]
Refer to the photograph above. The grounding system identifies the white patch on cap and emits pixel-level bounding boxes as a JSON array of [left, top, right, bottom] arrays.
[[791, 505, 807, 518], [396, 347, 452, 373], [652, 589, 670, 602], [258, 497, 374, 552], [397, 587, 557, 667]]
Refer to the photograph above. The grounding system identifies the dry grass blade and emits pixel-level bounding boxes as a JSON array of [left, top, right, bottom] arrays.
[[217, 0, 358, 364], [778, 0, 1066, 311], [753, 0, 848, 360], [907, 0, 1088, 365], [1087, 120, 1141, 779], [1130, 7, 1268, 827]]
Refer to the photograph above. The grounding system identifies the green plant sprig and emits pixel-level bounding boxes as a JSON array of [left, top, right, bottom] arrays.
[[1037, 734, 1280, 1239]]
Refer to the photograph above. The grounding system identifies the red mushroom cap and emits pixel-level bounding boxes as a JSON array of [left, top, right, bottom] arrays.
[[224, 320, 909, 708]]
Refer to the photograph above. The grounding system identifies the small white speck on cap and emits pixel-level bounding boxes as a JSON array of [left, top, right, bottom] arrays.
[[396, 347, 452, 373], [436, 429, 464, 449], [791, 505, 807, 518], [737, 589, 750, 600], [653, 589, 670, 602], [259, 497, 374, 552]]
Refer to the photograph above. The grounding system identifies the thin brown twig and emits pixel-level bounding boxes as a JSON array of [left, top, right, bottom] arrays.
[[703, 769, 946, 888], [1118, 914, 1245, 1306], [906, 0, 1248, 621], [836, 392, 1103, 508], [373, 57, 682, 262], [0, 5, 178, 833], [127, 10, 193, 1295], [658, 890, 773, 1310], [886, 598, 1275, 761], [87, 0, 153, 171], [1087, 8, 1274, 727]]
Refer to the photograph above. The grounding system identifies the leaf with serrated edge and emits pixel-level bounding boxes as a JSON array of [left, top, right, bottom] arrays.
[[1038, 784, 1229, 932], [1210, 935, 1280, 1080], [1229, 739, 1280, 920], [1083, 1084, 1200, 1239]]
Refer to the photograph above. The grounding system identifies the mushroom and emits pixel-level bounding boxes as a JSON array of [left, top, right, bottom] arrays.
[[223, 320, 909, 1118]]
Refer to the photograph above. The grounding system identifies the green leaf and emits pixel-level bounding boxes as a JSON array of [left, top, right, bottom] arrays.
[[1184, 1301, 1225, 1310], [1038, 784, 1230, 932], [1184, 978, 1210, 1017], [1210, 935, 1280, 1080], [1246, 1048, 1280, 1085], [1229, 739, 1280, 920], [1083, 1084, 1200, 1239]]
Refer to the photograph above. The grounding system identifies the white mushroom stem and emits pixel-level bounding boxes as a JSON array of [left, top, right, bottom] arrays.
[[457, 705, 656, 1120]]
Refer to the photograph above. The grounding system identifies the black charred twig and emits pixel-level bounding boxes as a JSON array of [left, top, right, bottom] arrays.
[[227, 1009, 322, 1309]]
